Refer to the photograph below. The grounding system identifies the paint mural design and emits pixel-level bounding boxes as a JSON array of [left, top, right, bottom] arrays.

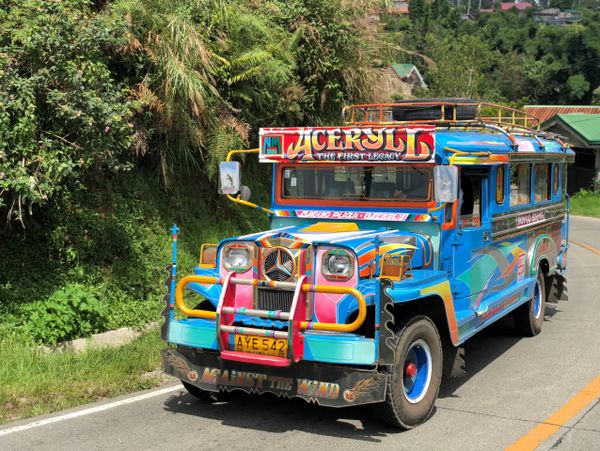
[[456, 238, 526, 309]]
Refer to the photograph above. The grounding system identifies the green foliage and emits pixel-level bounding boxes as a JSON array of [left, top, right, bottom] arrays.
[[381, 8, 600, 105], [108, 0, 377, 183], [426, 35, 496, 99], [0, 0, 136, 223], [0, 329, 164, 424], [22, 284, 108, 345], [0, 165, 269, 343], [567, 74, 590, 100], [570, 189, 600, 218]]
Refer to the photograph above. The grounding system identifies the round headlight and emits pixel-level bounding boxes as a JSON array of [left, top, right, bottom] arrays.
[[322, 249, 355, 281], [223, 244, 252, 272]]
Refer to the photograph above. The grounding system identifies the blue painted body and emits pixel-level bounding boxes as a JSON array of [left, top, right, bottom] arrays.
[[167, 129, 573, 367]]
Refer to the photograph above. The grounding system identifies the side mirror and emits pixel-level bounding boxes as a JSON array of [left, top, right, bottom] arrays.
[[434, 165, 458, 203], [218, 162, 241, 195]]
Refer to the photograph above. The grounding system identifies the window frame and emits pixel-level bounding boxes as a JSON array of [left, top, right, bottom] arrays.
[[510, 163, 532, 207], [275, 163, 436, 208], [553, 163, 560, 196], [533, 163, 551, 204], [496, 165, 505, 205]]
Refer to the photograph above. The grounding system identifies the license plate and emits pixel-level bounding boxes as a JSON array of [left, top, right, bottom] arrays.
[[234, 335, 288, 357]]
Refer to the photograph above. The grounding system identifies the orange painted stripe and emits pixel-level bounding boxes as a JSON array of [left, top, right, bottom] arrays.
[[506, 374, 600, 451], [358, 249, 376, 266], [571, 239, 600, 258], [507, 239, 600, 450]]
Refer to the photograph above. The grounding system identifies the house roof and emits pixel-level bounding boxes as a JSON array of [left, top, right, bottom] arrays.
[[523, 105, 600, 124], [390, 63, 416, 78], [543, 114, 600, 146], [389, 63, 427, 89], [501, 2, 533, 10]]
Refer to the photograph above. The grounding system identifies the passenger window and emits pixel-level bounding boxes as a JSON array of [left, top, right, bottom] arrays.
[[510, 164, 531, 206], [562, 164, 567, 198], [496, 166, 505, 205], [553, 164, 559, 196], [460, 173, 482, 227], [534, 164, 550, 202]]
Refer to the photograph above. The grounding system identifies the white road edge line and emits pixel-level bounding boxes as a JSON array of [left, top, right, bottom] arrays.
[[0, 384, 182, 438]]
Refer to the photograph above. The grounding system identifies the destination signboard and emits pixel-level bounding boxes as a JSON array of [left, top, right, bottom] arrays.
[[259, 126, 436, 163]]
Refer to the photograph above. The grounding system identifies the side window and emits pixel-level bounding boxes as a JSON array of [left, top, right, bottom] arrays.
[[553, 164, 560, 196], [534, 163, 550, 202], [496, 166, 505, 205], [562, 163, 567, 198], [510, 164, 531, 206], [460, 173, 482, 227]]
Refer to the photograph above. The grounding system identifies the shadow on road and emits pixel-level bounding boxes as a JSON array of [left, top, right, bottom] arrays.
[[163, 308, 556, 440], [163, 390, 402, 442]]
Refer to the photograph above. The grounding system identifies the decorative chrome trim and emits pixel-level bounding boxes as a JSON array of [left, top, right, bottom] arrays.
[[262, 246, 296, 282], [222, 242, 254, 273], [321, 249, 355, 281], [509, 153, 574, 163], [492, 202, 566, 239]]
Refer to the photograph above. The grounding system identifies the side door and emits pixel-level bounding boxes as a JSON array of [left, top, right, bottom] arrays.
[[452, 167, 495, 312]]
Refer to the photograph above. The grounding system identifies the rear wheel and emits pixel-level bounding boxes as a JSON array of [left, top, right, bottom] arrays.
[[375, 315, 443, 429], [182, 381, 232, 402], [514, 270, 546, 337]]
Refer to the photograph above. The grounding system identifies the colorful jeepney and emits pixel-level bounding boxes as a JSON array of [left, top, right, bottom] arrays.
[[161, 100, 574, 428]]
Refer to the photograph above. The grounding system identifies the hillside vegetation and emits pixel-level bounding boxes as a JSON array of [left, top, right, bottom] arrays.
[[1, 0, 600, 346]]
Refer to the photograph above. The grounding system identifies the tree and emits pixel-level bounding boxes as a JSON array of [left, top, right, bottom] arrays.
[[567, 74, 591, 100], [425, 34, 497, 99]]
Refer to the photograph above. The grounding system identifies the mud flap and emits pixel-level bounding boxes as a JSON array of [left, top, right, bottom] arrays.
[[547, 273, 567, 304], [162, 347, 388, 407]]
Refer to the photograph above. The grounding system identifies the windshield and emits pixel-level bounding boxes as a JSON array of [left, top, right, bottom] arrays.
[[280, 165, 432, 203]]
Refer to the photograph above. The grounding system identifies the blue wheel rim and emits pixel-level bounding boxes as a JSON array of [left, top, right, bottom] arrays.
[[533, 279, 542, 319], [403, 339, 432, 404]]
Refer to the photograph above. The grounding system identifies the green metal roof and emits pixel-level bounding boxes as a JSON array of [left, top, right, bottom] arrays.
[[390, 63, 415, 77], [552, 114, 600, 145]]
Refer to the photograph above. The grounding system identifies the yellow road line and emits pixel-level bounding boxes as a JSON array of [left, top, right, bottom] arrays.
[[507, 239, 600, 451], [506, 374, 600, 451], [571, 239, 600, 258]]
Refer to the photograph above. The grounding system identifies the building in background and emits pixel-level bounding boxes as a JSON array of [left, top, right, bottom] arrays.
[[388, 64, 427, 90], [500, 2, 533, 12], [525, 105, 600, 193], [533, 8, 582, 25]]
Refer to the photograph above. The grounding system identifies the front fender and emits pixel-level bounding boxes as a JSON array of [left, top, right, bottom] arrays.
[[189, 266, 222, 304], [383, 270, 459, 346]]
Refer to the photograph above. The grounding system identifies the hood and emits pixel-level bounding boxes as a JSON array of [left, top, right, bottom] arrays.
[[231, 222, 432, 270]]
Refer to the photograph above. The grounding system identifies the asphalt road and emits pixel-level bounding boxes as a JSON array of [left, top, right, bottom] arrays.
[[2, 216, 600, 450]]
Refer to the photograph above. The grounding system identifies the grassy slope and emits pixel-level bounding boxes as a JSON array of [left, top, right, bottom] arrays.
[[0, 161, 270, 424], [570, 191, 600, 218], [0, 330, 164, 425]]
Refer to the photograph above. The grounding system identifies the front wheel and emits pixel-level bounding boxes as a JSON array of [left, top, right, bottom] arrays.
[[514, 270, 546, 337], [374, 315, 443, 429]]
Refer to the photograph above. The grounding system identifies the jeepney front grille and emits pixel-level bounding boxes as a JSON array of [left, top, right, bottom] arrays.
[[257, 288, 294, 312]]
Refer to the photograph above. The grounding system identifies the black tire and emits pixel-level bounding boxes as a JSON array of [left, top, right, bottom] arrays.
[[514, 270, 546, 337], [392, 98, 477, 121], [182, 381, 232, 403], [374, 315, 443, 429]]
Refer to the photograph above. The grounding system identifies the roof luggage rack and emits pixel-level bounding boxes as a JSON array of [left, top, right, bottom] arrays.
[[342, 99, 541, 132]]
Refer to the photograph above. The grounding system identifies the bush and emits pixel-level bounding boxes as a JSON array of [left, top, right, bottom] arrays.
[[0, 0, 135, 224], [22, 284, 108, 345]]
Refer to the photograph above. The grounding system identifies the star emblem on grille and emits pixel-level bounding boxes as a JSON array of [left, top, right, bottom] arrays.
[[263, 247, 295, 282]]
